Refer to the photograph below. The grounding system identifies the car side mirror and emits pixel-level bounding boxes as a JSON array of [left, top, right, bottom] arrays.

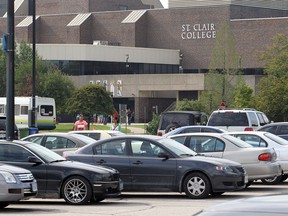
[[28, 156, 42, 164], [158, 152, 169, 160]]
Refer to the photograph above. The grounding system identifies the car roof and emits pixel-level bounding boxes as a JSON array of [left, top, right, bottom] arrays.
[[169, 132, 224, 138]]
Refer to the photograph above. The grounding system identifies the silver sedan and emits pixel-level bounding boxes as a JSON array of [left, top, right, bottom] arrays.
[[168, 133, 282, 186]]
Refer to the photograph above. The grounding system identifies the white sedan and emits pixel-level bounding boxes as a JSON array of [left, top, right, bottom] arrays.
[[226, 131, 288, 184], [168, 132, 282, 186]]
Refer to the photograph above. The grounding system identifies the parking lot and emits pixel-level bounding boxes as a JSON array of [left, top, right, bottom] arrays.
[[3, 181, 288, 216]]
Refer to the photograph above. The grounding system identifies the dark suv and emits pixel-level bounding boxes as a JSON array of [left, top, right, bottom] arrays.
[[0, 116, 19, 140], [157, 111, 208, 136]]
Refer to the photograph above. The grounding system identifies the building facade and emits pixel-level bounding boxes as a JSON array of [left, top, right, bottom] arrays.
[[0, 0, 288, 122]]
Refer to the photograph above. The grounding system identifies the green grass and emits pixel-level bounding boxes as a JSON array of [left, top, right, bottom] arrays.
[[43, 123, 131, 133]]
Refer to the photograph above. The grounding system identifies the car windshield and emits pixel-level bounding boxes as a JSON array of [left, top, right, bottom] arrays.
[[26, 142, 65, 162], [264, 132, 288, 146], [158, 138, 197, 157], [69, 133, 96, 144], [222, 134, 253, 148]]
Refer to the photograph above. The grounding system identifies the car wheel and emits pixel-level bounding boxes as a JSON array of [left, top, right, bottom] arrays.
[[165, 124, 179, 133], [183, 172, 211, 199], [261, 175, 283, 185], [0, 202, 9, 208], [281, 175, 288, 182], [62, 176, 92, 205]]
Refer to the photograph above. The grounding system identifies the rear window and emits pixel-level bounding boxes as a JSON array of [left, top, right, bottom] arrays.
[[208, 112, 249, 127], [159, 113, 194, 130]]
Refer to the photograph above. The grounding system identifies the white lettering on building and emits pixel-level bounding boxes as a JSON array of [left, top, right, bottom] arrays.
[[181, 23, 216, 40]]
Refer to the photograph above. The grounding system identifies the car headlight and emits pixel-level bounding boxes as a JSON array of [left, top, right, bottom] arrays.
[[0, 171, 17, 183], [216, 165, 234, 173]]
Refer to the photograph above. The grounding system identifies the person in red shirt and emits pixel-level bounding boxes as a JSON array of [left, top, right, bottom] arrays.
[[74, 114, 88, 131]]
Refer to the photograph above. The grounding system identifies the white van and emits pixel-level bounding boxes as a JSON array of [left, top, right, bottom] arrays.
[[207, 109, 270, 131]]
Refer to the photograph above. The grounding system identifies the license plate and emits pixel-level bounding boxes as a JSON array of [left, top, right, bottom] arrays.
[[31, 182, 38, 192]]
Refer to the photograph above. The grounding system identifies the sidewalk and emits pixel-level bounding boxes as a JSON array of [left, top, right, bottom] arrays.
[[124, 123, 146, 135]]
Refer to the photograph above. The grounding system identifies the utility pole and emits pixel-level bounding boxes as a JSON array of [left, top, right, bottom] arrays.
[[30, 0, 37, 128], [6, 0, 15, 141]]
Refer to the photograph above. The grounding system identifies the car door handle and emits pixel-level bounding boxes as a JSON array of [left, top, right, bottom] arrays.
[[132, 160, 143, 165], [96, 159, 106, 164]]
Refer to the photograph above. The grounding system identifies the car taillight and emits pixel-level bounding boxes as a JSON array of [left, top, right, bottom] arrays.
[[244, 127, 254, 131], [258, 153, 272, 161], [157, 132, 162, 136]]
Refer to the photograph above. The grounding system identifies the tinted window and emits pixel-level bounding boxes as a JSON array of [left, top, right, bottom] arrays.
[[187, 136, 224, 152], [0, 144, 33, 162], [171, 136, 186, 144], [259, 125, 277, 134], [208, 112, 249, 126], [278, 125, 288, 135], [222, 134, 252, 148], [160, 113, 194, 130], [25, 136, 43, 145], [131, 140, 161, 157]]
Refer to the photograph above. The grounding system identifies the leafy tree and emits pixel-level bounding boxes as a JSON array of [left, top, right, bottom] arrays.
[[146, 114, 160, 135], [36, 68, 75, 115], [66, 84, 115, 127], [201, 22, 243, 113], [176, 99, 205, 112], [254, 34, 288, 121], [258, 34, 288, 78], [230, 82, 254, 109], [0, 49, 6, 96]]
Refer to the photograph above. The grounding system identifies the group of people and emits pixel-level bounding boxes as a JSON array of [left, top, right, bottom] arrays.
[[74, 113, 122, 131]]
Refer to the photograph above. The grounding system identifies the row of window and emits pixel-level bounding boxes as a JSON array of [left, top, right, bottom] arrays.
[[49, 60, 265, 76]]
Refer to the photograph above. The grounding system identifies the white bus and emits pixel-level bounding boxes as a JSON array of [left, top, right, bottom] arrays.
[[0, 96, 56, 130]]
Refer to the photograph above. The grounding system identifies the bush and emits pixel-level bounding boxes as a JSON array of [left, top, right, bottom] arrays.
[[146, 114, 160, 135]]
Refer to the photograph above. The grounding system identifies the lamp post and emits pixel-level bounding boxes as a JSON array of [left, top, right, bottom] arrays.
[[30, 0, 37, 129], [6, 0, 15, 140]]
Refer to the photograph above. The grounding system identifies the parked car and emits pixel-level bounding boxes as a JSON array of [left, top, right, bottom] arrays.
[[0, 116, 19, 140], [22, 132, 96, 155], [65, 135, 247, 199], [0, 163, 37, 209], [0, 140, 122, 205], [163, 126, 226, 138], [258, 122, 288, 140], [226, 131, 288, 184], [157, 111, 208, 136], [68, 130, 125, 140], [193, 194, 288, 216], [207, 109, 270, 131], [168, 133, 281, 185]]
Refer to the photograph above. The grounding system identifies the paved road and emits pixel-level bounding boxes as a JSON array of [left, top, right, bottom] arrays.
[[4, 181, 288, 216]]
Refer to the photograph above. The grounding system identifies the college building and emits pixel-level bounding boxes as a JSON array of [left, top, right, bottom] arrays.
[[0, 0, 288, 122]]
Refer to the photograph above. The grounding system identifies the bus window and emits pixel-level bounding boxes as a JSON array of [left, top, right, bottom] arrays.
[[40, 105, 54, 116], [21, 106, 28, 115]]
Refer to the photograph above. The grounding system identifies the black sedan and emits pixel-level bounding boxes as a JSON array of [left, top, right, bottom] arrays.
[[0, 140, 122, 205], [65, 135, 247, 199]]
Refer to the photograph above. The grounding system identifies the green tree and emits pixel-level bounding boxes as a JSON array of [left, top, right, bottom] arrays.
[[66, 84, 115, 127], [230, 82, 254, 109], [176, 99, 205, 111], [146, 114, 160, 135], [201, 22, 243, 113], [0, 49, 6, 96], [37, 68, 75, 115], [254, 34, 288, 121]]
